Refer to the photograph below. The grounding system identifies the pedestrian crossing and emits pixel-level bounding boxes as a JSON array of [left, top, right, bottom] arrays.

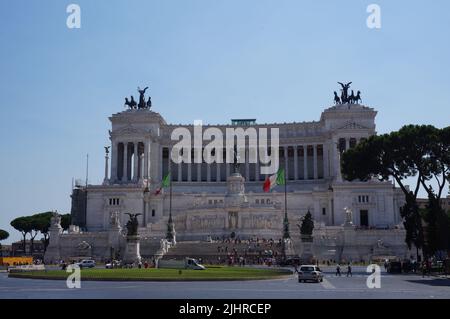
[[323, 274, 368, 278]]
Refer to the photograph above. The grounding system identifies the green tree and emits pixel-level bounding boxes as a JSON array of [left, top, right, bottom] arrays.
[[61, 214, 71, 231], [27, 216, 41, 256], [423, 195, 450, 257], [10, 217, 32, 255], [342, 125, 450, 258], [0, 229, 9, 257], [31, 212, 53, 251], [0, 229, 8, 241]]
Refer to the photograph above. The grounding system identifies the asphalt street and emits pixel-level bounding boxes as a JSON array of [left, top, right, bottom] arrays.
[[1, 266, 449, 299]]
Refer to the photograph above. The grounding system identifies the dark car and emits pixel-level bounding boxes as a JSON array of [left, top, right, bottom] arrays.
[[387, 261, 402, 273], [280, 257, 301, 266]]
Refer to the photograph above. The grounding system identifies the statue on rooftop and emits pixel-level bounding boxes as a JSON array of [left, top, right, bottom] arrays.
[[338, 82, 352, 104], [138, 86, 149, 109]]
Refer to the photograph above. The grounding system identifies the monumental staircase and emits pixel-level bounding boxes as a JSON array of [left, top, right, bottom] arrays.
[[161, 240, 284, 264]]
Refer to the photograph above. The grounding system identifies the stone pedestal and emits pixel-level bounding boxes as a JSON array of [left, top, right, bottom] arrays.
[[282, 238, 296, 258], [224, 173, 247, 208], [122, 235, 142, 264], [340, 225, 359, 262], [299, 236, 315, 263], [44, 213, 63, 264]]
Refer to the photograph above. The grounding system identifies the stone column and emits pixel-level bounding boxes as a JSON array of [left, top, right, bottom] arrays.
[[226, 161, 230, 177], [144, 141, 150, 180], [133, 142, 139, 181], [217, 163, 221, 182], [197, 162, 201, 182], [207, 152, 211, 182], [123, 142, 128, 182], [140, 153, 145, 182], [313, 144, 318, 179], [111, 141, 118, 182], [245, 149, 250, 181], [188, 161, 192, 182], [345, 138, 350, 151], [332, 138, 339, 179], [103, 151, 109, 185], [150, 142, 161, 182], [323, 143, 329, 178], [293, 145, 298, 180], [303, 145, 308, 180]]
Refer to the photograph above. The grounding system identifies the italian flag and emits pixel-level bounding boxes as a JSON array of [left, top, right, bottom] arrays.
[[154, 172, 171, 195], [263, 168, 285, 192]]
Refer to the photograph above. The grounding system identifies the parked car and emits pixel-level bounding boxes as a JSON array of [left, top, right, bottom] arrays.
[[105, 260, 121, 269], [280, 257, 301, 267], [298, 265, 323, 283], [76, 259, 96, 269]]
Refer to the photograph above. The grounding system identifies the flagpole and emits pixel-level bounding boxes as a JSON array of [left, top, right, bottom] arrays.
[[284, 168, 287, 220], [167, 169, 175, 242], [169, 169, 172, 219], [283, 166, 289, 239]]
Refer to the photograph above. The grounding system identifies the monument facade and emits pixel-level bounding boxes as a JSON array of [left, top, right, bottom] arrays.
[[46, 86, 411, 263]]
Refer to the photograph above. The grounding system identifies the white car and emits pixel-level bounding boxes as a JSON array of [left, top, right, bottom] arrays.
[[76, 259, 96, 269], [105, 260, 121, 269], [298, 265, 323, 283]]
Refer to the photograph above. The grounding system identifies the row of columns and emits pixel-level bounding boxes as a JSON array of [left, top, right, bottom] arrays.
[[283, 144, 325, 181], [106, 138, 365, 184], [110, 140, 156, 183], [166, 144, 328, 182]]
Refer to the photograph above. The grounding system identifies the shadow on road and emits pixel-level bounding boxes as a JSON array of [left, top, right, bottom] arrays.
[[406, 278, 450, 287]]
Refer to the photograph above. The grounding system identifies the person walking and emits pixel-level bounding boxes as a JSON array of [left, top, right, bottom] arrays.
[[421, 261, 427, 278], [336, 264, 341, 276], [346, 263, 352, 277], [293, 264, 299, 274]]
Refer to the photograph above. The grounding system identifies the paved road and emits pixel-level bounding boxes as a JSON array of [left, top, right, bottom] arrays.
[[1, 266, 449, 299]]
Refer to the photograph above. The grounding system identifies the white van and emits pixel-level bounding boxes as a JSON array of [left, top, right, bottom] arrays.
[[157, 258, 205, 270]]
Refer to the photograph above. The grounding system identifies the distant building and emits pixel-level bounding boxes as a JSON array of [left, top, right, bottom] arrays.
[[417, 195, 450, 212], [11, 240, 45, 257], [0, 244, 11, 257]]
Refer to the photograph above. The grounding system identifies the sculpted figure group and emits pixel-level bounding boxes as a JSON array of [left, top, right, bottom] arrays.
[[125, 86, 152, 110], [333, 82, 362, 105]]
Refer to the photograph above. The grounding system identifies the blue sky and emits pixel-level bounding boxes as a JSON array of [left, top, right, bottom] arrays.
[[0, 0, 449, 243]]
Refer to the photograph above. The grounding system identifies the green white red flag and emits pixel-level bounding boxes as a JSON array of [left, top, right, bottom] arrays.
[[263, 168, 285, 192], [154, 172, 171, 195]]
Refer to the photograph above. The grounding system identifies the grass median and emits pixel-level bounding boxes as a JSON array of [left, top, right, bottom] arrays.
[[8, 266, 292, 281]]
